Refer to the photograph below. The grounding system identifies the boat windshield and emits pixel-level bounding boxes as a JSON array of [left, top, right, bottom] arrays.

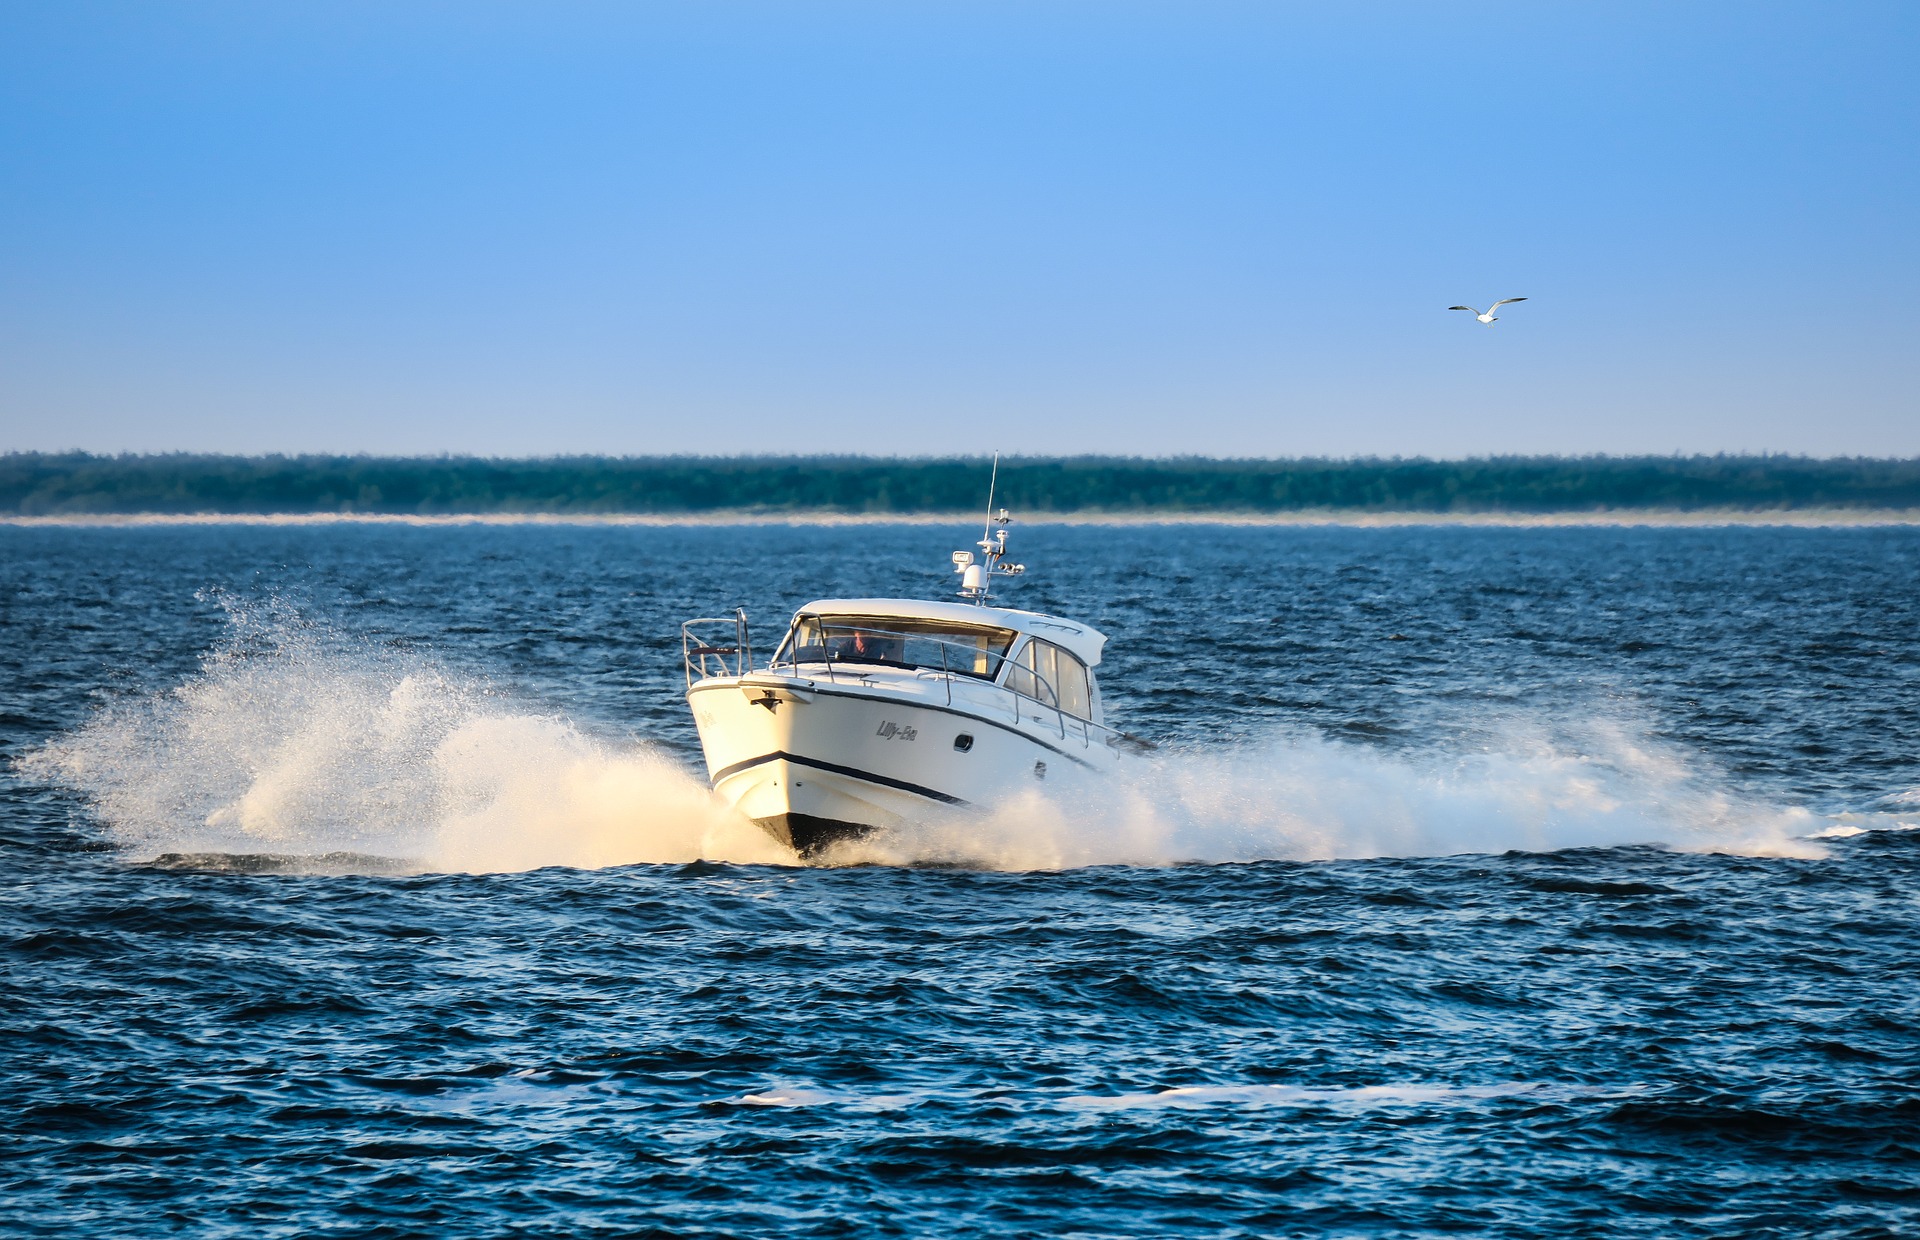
[[776, 615, 1017, 680]]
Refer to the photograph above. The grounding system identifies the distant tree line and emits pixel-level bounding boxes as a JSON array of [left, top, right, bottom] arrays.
[[4, 453, 1919, 515]]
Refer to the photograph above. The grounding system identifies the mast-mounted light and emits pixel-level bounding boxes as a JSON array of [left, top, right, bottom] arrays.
[[953, 456, 1023, 603]]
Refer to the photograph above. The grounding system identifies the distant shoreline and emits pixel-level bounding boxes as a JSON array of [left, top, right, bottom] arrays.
[[7, 508, 1920, 529], [10, 454, 1920, 519]]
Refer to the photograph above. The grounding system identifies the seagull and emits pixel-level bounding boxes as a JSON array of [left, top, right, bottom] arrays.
[[1449, 297, 1527, 324]]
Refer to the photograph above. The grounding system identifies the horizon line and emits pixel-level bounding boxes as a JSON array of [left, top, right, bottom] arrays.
[[9, 508, 1920, 530], [8, 450, 1920, 465]]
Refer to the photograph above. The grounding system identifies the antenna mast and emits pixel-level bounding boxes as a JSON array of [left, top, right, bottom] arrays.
[[951, 451, 1024, 604], [982, 452, 999, 549]]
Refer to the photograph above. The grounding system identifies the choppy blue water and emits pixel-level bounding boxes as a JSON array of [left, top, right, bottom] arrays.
[[4, 522, 1919, 1237]]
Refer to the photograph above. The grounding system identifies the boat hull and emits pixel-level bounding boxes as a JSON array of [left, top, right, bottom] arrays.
[[687, 673, 1111, 857]]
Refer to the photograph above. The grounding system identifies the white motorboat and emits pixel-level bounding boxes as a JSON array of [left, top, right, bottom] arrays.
[[681, 499, 1145, 857]]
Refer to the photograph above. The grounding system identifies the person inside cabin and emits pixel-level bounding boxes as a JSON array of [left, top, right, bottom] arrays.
[[846, 628, 903, 664]]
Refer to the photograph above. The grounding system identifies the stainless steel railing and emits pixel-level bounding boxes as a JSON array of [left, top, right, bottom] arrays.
[[681, 610, 750, 688]]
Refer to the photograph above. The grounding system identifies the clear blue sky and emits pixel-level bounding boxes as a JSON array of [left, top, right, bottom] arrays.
[[2, 2, 1915, 457]]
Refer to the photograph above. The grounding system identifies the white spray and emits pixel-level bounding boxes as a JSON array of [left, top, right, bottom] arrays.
[[26, 601, 792, 872], [836, 719, 1830, 869], [27, 602, 1843, 875]]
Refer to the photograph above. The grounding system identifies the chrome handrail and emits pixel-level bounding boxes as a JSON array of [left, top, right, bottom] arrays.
[[681, 610, 750, 688]]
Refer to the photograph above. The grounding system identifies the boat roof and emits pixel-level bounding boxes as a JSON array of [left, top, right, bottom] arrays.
[[795, 597, 1108, 667]]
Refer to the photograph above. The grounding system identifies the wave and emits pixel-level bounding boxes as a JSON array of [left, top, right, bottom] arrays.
[[25, 602, 1839, 874]]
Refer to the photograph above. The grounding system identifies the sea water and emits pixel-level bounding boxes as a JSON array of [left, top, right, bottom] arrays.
[[3, 522, 1917, 1237]]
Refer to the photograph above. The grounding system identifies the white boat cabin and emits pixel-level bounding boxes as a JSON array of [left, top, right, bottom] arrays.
[[768, 597, 1109, 728]]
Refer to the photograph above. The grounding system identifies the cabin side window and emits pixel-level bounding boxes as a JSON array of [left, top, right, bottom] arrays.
[[1006, 638, 1092, 719]]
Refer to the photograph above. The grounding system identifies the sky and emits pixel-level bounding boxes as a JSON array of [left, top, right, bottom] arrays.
[[1, 2, 1916, 458]]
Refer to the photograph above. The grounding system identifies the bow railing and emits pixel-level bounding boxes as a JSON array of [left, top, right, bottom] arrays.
[[682, 611, 751, 688]]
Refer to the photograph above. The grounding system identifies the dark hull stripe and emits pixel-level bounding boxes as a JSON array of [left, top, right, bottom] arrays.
[[754, 812, 874, 859], [710, 750, 970, 806], [688, 681, 1099, 769]]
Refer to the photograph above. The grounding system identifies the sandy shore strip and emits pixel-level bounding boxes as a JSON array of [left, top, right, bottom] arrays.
[[6, 508, 1920, 529]]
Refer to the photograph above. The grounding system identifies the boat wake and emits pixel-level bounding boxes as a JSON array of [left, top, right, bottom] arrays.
[[25, 605, 1862, 875], [843, 722, 1838, 869]]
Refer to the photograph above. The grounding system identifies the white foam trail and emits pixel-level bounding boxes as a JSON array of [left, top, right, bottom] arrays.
[[29, 602, 1833, 875], [1060, 1083, 1628, 1110], [732, 1087, 922, 1110], [720, 1081, 1638, 1111], [26, 601, 793, 872], [834, 718, 1829, 869], [1809, 813, 1920, 839]]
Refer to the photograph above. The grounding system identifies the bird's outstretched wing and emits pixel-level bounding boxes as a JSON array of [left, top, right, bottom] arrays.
[[1448, 306, 1480, 314], [1488, 297, 1528, 310]]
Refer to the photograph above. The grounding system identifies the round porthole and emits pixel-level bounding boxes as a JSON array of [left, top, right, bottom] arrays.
[[1033, 760, 1047, 779], [953, 733, 974, 752]]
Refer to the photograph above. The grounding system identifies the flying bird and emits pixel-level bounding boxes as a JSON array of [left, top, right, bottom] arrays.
[[1449, 297, 1527, 324]]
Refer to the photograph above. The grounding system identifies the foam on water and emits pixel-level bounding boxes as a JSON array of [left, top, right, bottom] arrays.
[[1058, 1082, 1637, 1110], [845, 721, 1830, 868], [28, 603, 1829, 874], [726, 1081, 1638, 1112], [26, 601, 793, 872]]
